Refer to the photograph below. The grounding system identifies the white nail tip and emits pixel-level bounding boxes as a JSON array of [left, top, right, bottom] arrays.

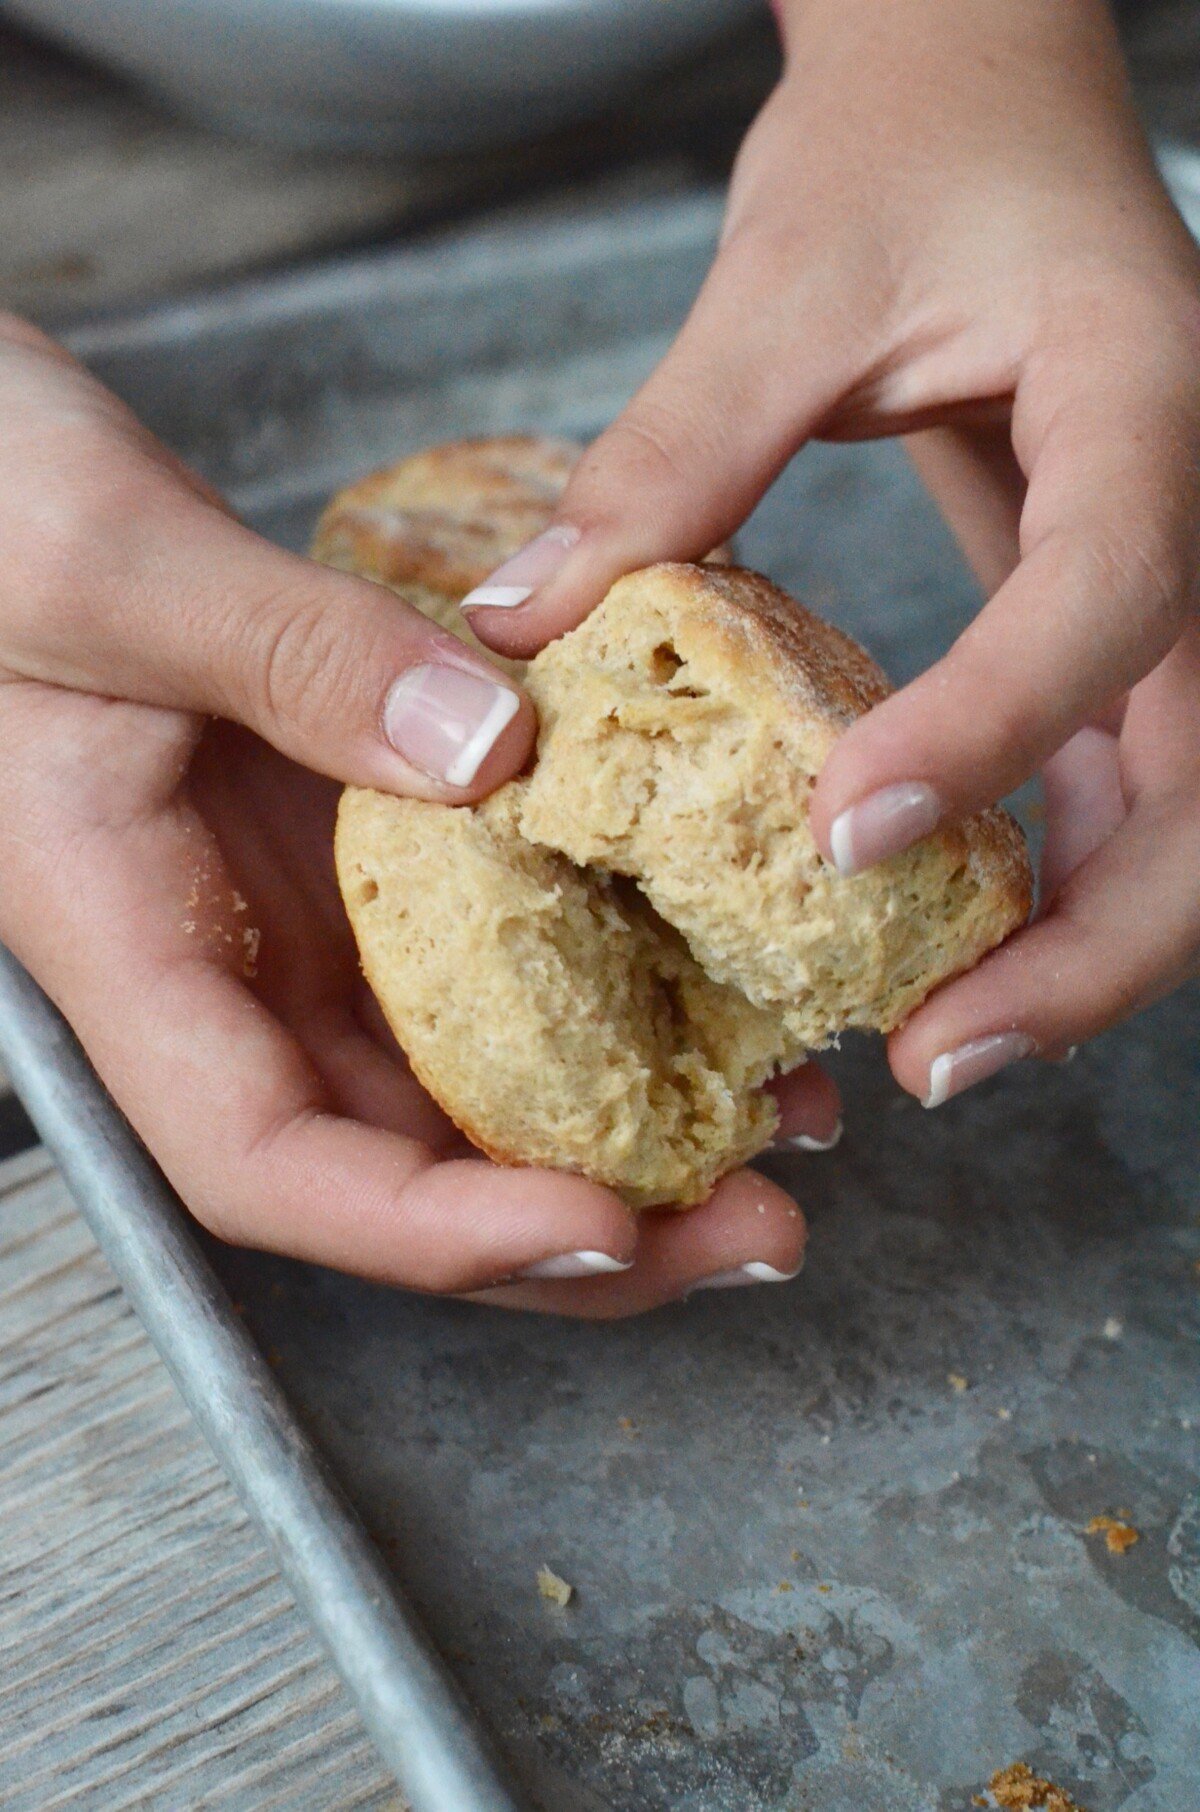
[[828, 813, 856, 877], [784, 1121, 843, 1153], [923, 1053, 955, 1111], [518, 1250, 634, 1280], [443, 686, 520, 787], [691, 1261, 803, 1291], [461, 583, 533, 611], [922, 1032, 1037, 1109]]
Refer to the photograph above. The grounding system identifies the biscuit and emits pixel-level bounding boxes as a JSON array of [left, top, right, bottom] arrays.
[[323, 444, 1032, 1208]]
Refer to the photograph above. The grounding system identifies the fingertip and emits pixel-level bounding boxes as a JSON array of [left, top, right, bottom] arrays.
[[463, 534, 627, 661], [411, 1159, 640, 1272], [769, 1061, 843, 1148], [377, 660, 536, 801], [705, 1167, 809, 1244], [451, 685, 538, 796], [886, 954, 1040, 1108]]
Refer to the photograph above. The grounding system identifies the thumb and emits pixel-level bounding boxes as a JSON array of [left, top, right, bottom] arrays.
[[463, 233, 855, 661], [194, 512, 537, 799], [0, 316, 534, 797], [31, 485, 537, 802]]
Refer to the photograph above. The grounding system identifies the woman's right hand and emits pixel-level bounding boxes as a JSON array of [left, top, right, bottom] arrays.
[[0, 318, 833, 1313]]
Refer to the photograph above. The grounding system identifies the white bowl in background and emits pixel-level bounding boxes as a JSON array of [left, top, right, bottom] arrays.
[[2, 0, 765, 153]]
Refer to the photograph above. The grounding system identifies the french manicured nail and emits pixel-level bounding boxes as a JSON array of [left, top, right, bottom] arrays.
[[690, 1260, 804, 1292], [461, 524, 581, 611], [383, 664, 520, 787], [923, 1032, 1037, 1109], [777, 1120, 843, 1153], [829, 782, 942, 876], [517, 1250, 635, 1281]]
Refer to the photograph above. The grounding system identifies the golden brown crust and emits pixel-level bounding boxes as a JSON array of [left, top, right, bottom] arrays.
[[311, 434, 581, 597], [673, 562, 895, 724]]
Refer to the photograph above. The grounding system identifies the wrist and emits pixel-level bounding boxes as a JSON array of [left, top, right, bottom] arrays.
[[774, 0, 1114, 61]]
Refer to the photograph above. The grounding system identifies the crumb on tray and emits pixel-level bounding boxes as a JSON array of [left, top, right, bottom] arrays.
[[1085, 1514, 1139, 1554], [537, 1566, 574, 1607], [988, 1760, 1089, 1811]]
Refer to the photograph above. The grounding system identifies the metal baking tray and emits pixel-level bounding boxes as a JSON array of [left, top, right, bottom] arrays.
[[4, 181, 1200, 1812]]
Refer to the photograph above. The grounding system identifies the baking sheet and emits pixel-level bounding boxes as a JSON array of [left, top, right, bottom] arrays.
[[26, 182, 1200, 1810]]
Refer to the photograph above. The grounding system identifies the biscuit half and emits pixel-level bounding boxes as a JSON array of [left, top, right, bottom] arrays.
[[337, 785, 803, 1209], [519, 563, 1031, 1049]]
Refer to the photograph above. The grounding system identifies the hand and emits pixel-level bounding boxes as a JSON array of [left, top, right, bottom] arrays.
[[0, 319, 835, 1312], [464, 0, 1200, 1105]]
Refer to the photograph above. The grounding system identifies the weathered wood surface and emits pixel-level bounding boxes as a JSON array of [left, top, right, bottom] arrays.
[[0, 1145, 404, 1811]]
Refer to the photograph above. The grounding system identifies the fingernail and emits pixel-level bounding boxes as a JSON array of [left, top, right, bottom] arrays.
[[461, 524, 581, 611], [829, 782, 942, 876], [517, 1250, 635, 1281], [923, 1032, 1037, 1109], [690, 1260, 804, 1292], [776, 1120, 843, 1153], [383, 664, 520, 787]]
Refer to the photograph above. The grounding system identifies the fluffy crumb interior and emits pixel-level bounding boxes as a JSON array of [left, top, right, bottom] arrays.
[[338, 787, 800, 1209], [520, 573, 1007, 1046]]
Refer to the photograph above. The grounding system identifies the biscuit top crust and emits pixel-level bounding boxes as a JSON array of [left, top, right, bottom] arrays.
[[311, 433, 580, 597], [637, 562, 893, 725]]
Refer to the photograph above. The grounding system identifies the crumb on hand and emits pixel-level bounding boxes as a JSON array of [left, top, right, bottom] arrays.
[[537, 1566, 573, 1607], [1085, 1514, 1139, 1554], [989, 1760, 1088, 1811]]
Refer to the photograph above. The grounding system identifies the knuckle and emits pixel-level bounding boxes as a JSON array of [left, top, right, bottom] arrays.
[[240, 590, 363, 738], [1088, 524, 1194, 636], [0, 311, 56, 355]]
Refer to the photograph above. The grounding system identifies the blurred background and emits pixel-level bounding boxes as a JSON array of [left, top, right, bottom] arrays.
[[1, 0, 1198, 329]]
